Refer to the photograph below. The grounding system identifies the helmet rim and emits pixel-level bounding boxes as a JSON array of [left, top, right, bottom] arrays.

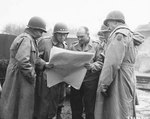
[[53, 23, 69, 34], [28, 16, 47, 33], [104, 11, 125, 26]]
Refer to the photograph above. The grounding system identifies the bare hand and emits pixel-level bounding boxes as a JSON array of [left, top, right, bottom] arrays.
[[84, 63, 92, 70], [45, 62, 54, 69], [100, 85, 108, 97]]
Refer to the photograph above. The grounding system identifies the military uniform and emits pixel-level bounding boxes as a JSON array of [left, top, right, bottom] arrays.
[[95, 25, 144, 119], [0, 28, 46, 119], [34, 36, 67, 119], [70, 39, 104, 119]]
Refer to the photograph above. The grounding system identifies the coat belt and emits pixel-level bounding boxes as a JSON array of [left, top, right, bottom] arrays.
[[121, 62, 134, 68]]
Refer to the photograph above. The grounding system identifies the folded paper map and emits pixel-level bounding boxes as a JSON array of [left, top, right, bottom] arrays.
[[46, 46, 94, 89]]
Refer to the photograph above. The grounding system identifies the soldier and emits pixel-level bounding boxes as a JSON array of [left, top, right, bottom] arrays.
[[97, 24, 111, 56], [70, 26, 103, 119], [34, 23, 69, 119], [0, 16, 53, 119], [95, 10, 144, 119], [97, 24, 110, 45], [94, 24, 111, 119]]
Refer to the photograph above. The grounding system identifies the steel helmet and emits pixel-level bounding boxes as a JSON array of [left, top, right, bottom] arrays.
[[53, 23, 69, 34], [28, 16, 46, 32], [98, 24, 110, 36], [104, 11, 125, 26]]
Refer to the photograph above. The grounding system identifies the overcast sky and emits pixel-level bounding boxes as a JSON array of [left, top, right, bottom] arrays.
[[0, 0, 150, 34]]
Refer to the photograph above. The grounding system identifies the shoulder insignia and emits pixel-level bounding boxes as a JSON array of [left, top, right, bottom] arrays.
[[116, 34, 123, 41], [115, 28, 129, 37]]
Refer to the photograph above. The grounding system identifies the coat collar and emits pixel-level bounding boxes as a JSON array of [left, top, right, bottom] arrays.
[[75, 39, 92, 51], [24, 28, 38, 46], [25, 28, 36, 39], [51, 36, 66, 48]]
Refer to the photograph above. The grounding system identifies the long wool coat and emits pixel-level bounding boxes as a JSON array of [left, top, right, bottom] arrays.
[[95, 25, 144, 119], [34, 36, 67, 119], [0, 30, 45, 119]]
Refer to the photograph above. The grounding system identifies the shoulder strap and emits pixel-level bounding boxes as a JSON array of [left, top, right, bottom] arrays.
[[110, 25, 132, 38], [110, 25, 144, 46]]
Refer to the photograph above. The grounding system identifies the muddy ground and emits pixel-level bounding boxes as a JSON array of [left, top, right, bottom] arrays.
[[59, 89, 150, 119], [136, 89, 150, 119]]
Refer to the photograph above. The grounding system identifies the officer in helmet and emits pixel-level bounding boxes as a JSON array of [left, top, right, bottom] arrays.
[[28, 16, 47, 33], [0, 16, 53, 119], [97, 24, 111, 48], [95, 11, 144, 119], [104, 10, 125, 31], [53, 23, 69, 44], [34, 23, 69, 119]]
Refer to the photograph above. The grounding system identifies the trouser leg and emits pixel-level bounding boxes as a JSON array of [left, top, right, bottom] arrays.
[[83, 79, 99, 119], [70, 86, 84, 119], [37, 79, 50, 119], [56, 83, 66, 119]]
